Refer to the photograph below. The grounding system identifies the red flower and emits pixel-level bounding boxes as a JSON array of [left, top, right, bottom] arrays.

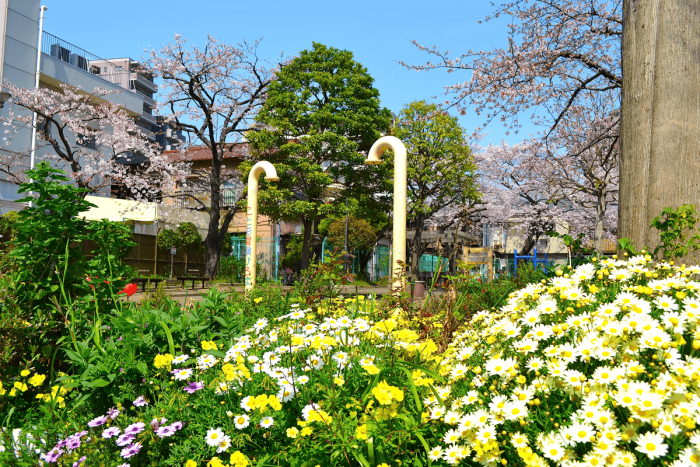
[[119, 283, 138, 297]]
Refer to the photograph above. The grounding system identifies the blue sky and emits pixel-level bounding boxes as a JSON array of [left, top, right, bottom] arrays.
[[40, 0, 535, 145]]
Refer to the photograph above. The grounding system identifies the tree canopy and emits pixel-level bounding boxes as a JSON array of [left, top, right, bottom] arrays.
[[393, 100, 479, 277], [245, 42, 391, 270]]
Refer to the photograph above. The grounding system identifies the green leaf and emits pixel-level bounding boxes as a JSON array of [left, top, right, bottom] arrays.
[[85, 378, 110, 388], [159, 321, 176, 356], [414, 433, 432, 467], [397, 366, 422, 413]]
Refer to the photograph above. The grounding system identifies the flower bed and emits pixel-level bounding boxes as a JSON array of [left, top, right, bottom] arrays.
[[3, 256, 700, 466]]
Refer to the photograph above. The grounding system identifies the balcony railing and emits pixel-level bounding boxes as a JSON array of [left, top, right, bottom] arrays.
[[171, 189, 241, 210], [42, 31, 154, 95], [43, 31, 130, 89]]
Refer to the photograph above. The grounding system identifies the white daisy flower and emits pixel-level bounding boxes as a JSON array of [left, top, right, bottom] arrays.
[[205, 427, 225, 448], [234, 414, 250, 430], [635, 431, 668, 459]]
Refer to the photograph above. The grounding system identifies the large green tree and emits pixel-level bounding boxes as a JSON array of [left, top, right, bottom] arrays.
[[244, 43, 392, 270], [394, 100, 480, 279]]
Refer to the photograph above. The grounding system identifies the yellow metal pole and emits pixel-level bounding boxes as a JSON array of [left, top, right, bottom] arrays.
[[365, 136, 407, 291], [245, 161, 279, 292]]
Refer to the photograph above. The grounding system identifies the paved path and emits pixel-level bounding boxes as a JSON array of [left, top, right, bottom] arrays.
[[128, 282, 446, 306], [128, 282, 409, 305]]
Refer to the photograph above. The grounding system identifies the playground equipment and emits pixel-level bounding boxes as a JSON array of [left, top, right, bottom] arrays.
[[245, 161, 279, 291], [513, 248, 548, 277], [365, 136, 407, 290]]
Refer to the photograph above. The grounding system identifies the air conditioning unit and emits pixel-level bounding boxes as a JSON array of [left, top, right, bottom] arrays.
[[50, 44, 70, 62], [69, 54, 88, 70]]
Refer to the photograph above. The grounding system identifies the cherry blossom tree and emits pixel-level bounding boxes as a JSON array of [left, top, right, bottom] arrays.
[[543, 91, 619, 252], [476, 141, 568, 255], [403, 0, 622, 139], [144, 35, 278, 278], [0, 83, 185, 198], [403, 0, 622, 254]]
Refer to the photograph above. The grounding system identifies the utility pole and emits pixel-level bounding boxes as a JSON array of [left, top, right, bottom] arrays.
[[344, 198, 349, 273]]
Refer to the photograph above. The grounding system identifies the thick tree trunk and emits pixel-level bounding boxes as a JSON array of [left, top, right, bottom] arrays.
[[300, 217, 314, 271], [357, 249, 373, 281], [409, 214, 426, 281], [594, 191, 607, 254], [620, 0, 700, 260]]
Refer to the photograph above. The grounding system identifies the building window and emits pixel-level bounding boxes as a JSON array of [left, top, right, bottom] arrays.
[[76, 132, 96, 150]]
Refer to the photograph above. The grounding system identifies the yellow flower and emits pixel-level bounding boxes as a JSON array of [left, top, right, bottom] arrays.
[[300, 426, 313, 437], [254, 394, 268, 410], [13, 381, 28, 392], [268, 395, 282, 411], [254, 297, 263, 304], [28, 374, 46, 387], [286, 427, 299, 438], [0, 382, 5, 396], [185, 461, 197, 467], [334, 377, 345, 386], [202, 341, 218, 351], [207, 457, 226, 467], [378, 464, 391, 467], [362, 364, 380, 375], [230, 451, 249, 467], [20, 370, 30, 377], [355, 424, 368, 440], [372, 381, 403, 406], [154, 354, 173, 369]]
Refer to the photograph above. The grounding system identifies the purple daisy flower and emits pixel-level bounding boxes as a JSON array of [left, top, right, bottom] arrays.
[[87, 415, 109, 428], [107, 407, 121, 420], [64, 436, 81, 451], [72, 455, 87, 467], [155, 425, 177, 438], [115, 433, 135, 447], [150, 417, 166, 430], [183, 381, 204, 394], [117, 464, 130, 467], [120, 442, 142, 459], [43, 447, 63, 463], [171, 421, 184, 430], [102, 426, 121, 439], [124, 422, 145, 436], [133, 396, 148, 407]]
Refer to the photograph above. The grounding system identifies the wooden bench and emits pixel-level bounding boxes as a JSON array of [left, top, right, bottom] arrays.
[[177, 276, 210, 289], [134, 277, 164, 292]]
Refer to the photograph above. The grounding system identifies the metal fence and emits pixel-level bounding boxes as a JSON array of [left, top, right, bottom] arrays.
[[419, 254, 450, 273], [230, 236, 278, 281], [493, 257, 558, 279], [43, 31, 131, 90]]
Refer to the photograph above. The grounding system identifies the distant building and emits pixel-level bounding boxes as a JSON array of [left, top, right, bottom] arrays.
[[0, 0, 171, 206]]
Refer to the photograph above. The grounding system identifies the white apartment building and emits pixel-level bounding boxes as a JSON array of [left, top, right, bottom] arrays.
[[0, 0, 183, 210]]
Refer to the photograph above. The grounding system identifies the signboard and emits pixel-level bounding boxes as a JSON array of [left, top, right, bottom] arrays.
[[466, 248, 490, 264], [170, 247, 177, 255], [463, 247, 494, 282]]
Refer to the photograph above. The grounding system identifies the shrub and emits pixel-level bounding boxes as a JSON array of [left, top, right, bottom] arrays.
[[218, 256, 245, 283]]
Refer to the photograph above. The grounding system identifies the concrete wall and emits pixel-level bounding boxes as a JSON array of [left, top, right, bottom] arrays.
[[40, 54, 143, 115], [0, 0, 39, 198]]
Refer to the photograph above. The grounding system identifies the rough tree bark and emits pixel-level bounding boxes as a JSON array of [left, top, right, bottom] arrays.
[[300, 218, 314, 271], [620, 0, 700, 258]]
